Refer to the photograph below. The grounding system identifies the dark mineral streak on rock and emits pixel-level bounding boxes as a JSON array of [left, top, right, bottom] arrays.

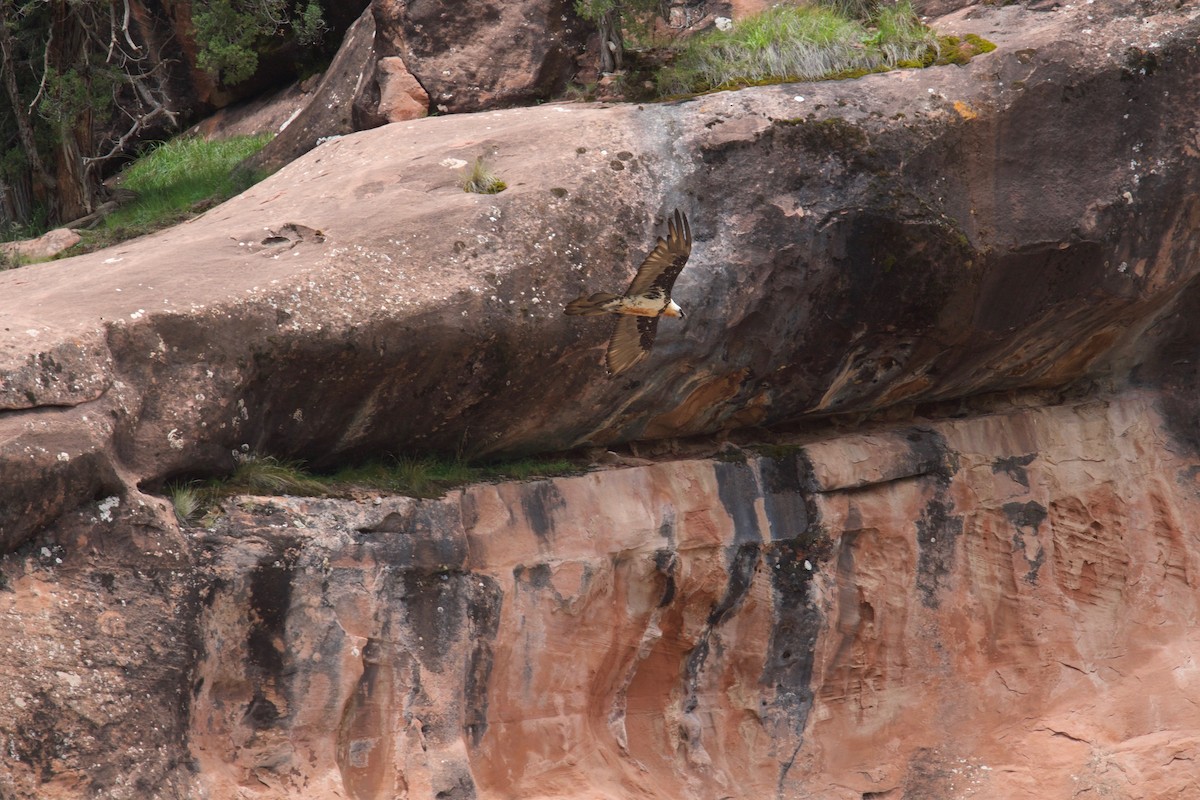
[[463, 576, 503, 747], [247, 552, 295, 681], [993, 453, 1037, 488], [762, 501, 826, 794], [759, 451, 816, 543], [911, 430, 963, 609], [520, 481, 567, 544], [1004, 500, 1049, 584], [714, 459, 763, 547]]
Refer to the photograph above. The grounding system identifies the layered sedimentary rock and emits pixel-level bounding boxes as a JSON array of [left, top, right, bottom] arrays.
[[4, 390, 1200, 798], [4, 2, 1199, 547]]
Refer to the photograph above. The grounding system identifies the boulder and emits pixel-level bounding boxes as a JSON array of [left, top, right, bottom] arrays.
[[374, 56, 431, 122], [371, 0, 589, 113], [243, 6, 383, 173], [0, 228, 81, 262]]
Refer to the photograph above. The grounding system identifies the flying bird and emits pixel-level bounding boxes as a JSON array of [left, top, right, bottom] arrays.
[[564, 209, 692, 375]]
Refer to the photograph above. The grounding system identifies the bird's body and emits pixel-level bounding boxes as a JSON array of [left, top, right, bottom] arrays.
[[564, 210, 692, 375]]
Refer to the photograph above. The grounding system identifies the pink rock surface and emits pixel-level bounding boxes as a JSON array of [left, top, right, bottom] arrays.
[[4, 390, 1200, 798]]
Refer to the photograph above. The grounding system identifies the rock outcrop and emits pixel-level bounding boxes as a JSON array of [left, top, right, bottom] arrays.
[[4, 390, 1200, 798], [4, 2, 1199, 544], [3, 2, 1200, 798]]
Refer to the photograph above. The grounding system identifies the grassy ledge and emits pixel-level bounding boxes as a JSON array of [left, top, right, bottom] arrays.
[[168, 454, 585, 526]]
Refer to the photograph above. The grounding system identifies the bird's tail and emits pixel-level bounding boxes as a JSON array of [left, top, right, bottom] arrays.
[[564, 292, 621, 316]]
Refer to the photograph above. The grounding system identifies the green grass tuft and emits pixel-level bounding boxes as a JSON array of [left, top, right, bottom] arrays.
[[225, 455, 329, 496], [460, 157, 507, 195], [329, 455, 581, 499], [161, 452, 587, 524], [168, 483, 203, 525], [659, 5, 873, 96], [867, 1, 939, 65], [76, 133, 272, 251]]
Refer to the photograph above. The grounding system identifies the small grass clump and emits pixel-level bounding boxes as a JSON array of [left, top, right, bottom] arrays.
[[657, 1, 958, 96], [164, 455, 327, 527], [225, 455, 330, 496], [169, 483, 204, 525], [460, 157, 507, 195], [77, 133, 272, 251]]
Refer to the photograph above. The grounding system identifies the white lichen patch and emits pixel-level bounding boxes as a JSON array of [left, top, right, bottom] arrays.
[[97, 495, 120, 522]]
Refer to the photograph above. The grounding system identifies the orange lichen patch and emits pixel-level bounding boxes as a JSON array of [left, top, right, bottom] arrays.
[[953, 100, 978, 121]]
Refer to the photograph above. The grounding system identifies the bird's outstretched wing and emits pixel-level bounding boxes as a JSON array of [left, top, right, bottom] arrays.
[[624, 209, 692, 298], [607, 315, 660, 375]]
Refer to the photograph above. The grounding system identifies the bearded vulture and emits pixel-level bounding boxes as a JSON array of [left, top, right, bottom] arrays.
[[563, 209, 692, 375]]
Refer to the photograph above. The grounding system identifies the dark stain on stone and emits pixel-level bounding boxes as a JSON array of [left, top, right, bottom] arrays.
[[683, 540, 764, 716], [243, 690, 280, 730], [1004, 500, 1048, 583], [658, 513, 677, 546], [654, 548, 678, 608], [714, 459, 762, 546], [761, 529, 827, 792], [520, 481, 566, 543], [915, 496, 964, 609], [708, 541, 760, 626], [401, 570, 466, 671], [13, 691, 71, 782], [895, 428, 964, 609], [247, 555, 294, 678], [993, 453, 1037, 488], [760, 450, 818, 543], [1122, 46, 1158, 80], [358, 502, 467, 571], [464, 575, 502, 747], [434, 768, 478, 800], [513, 562, 552, 590], [905, 427, 957, 479]]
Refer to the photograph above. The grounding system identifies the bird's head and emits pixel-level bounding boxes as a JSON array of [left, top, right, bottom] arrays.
[[664, 300, 684, 318]]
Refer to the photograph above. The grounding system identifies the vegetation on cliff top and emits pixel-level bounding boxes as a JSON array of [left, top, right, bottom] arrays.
[[73, 134, 273, 254], [573, 1, 995, 101], [0, 0, 340, 236], [657, 2, 938, 96]]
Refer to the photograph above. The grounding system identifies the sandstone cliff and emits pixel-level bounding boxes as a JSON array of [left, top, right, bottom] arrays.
[[2, 2, 1200, 798]]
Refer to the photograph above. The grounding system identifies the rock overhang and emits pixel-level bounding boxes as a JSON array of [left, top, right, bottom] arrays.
[[1, 2, 1199, 548]]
